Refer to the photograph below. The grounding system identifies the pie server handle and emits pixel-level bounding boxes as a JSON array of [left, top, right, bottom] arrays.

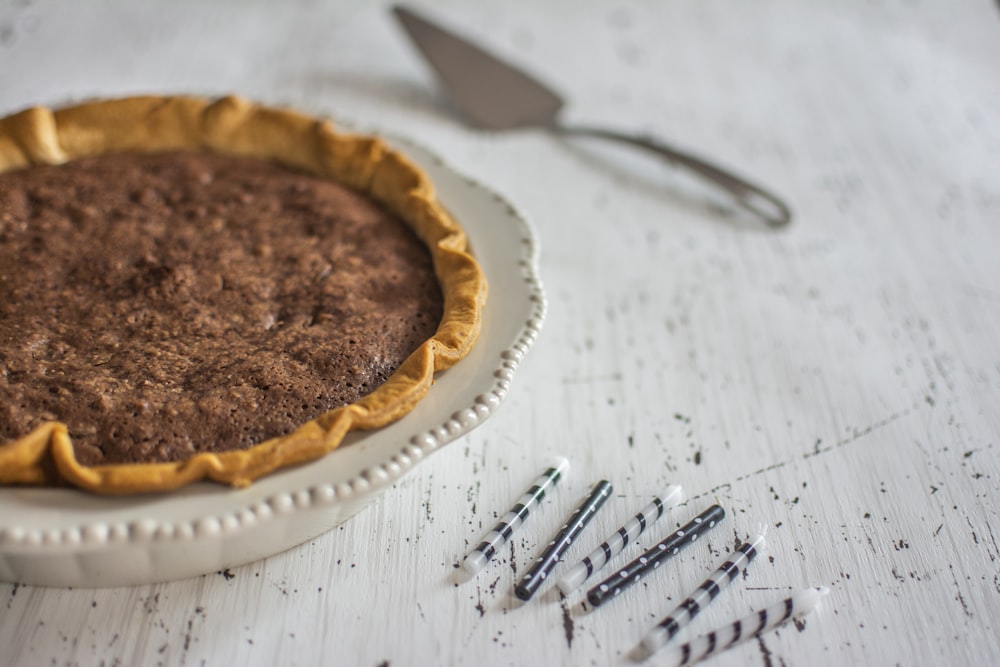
[[555, 124, 792, 228]]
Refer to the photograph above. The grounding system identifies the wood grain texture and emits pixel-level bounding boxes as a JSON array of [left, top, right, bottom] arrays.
[[1, 0, 999, 665]]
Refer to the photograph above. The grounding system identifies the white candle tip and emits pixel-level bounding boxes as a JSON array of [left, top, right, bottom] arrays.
[[462, 552, 487, 575], [556, 568, 586, 595], [547, 456, 571, 474], [663, 485, 683, 504], [640, 627, 668, 654], [793, 586, 829, 614]]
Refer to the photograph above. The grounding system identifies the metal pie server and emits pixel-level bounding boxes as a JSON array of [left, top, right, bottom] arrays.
[[392, 5, 791, 227]]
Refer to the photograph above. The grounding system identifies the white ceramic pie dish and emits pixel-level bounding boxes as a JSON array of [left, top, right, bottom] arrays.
[[0, 138, 545, 588]]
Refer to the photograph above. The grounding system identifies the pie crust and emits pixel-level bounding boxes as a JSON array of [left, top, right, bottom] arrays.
[[0, 95, 486, 494]]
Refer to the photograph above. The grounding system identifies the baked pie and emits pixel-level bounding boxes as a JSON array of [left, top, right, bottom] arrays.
[[0, 96, 486, 494]]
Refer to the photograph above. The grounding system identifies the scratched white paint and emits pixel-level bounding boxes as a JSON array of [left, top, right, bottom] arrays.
[[2, 1, 999, 665]]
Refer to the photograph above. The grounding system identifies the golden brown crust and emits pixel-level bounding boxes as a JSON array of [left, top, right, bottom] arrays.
[[0, 95, 486, 494]]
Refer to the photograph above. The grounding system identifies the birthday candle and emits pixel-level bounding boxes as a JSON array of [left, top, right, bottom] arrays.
[[587, 504, 726, 608], [557, 485, 683, 594], [463, 457, 570, 575], [514, 480, 614, 601], [657, 587, 830, 667], [641, 526, 767, 653]]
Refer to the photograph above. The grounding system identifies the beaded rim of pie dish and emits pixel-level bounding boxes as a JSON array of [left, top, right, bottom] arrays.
[[0, 95, 487, 495]]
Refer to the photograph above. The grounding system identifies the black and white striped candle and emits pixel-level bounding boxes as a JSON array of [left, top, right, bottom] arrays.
[[587, 504, 726, 608], [463, 457, 570, 575], [657, 587, 829, 667], [641, 527, 767, 653], [556, 485, 683, 594], [514, 480, 614, 601]]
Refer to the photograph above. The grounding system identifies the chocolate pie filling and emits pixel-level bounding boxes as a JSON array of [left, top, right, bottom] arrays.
[[0, 151, 444, 466]]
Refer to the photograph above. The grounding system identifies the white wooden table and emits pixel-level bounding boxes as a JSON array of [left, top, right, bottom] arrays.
[[2, 1, 999, 665]]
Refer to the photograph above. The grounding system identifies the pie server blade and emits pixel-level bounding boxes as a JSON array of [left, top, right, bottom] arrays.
[[392, 4, 792, 227]]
